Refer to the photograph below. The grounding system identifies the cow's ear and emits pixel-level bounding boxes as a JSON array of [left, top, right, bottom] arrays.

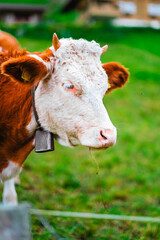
[[1, 55, 48, 86], [102, 62, 129, 94]]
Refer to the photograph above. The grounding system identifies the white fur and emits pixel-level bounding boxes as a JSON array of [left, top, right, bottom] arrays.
[[0, 46, 2, 52], [1, 162, 20, 205], [29, 54, 46, 64], [29, 54, 54, 72], [30, 38, 116, 149], [3, 178, 18, 205], [26, 109, 37, 135], [0, 161, 21, 181], [50, 38, 103, 57]]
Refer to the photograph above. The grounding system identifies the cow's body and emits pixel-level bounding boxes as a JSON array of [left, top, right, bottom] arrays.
[[0, 58, 33, 177], [0, 30, 21, 52], [0, 34, 129, 204], [0, 51, 35, 204]]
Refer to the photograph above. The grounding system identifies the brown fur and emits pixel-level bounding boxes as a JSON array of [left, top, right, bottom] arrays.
[[0, 49, 52, 172], [102, 62, 129, 94], [0, 31, 21, 52], [0, 73, 33, 171], [1, 51, 48, 86]]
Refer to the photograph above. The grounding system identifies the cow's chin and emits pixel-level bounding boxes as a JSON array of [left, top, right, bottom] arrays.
[[54, 135, 80, 148], [54, 134, 116, 150]]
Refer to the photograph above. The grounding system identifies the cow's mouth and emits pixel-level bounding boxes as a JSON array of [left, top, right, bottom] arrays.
[[54, 126, 116, 150], [78, 127, 117, 150], [89, 145, 109, 150]]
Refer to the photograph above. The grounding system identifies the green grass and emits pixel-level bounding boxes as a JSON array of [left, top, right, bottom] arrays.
[[1, 27, 160, 239], [0, 0, 47, 5]]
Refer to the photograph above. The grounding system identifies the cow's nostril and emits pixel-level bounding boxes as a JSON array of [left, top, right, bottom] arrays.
[[100, 130, 107, 140]]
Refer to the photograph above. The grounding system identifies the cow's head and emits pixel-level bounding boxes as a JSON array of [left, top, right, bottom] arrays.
[[1, 34, 129, 149]]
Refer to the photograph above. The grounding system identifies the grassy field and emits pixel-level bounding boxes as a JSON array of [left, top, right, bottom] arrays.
[[1, 27, 160, 239], [1, 0, 47, 5]]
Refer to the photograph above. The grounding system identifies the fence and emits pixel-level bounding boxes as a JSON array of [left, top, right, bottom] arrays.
[[1, 204, 160, 240]]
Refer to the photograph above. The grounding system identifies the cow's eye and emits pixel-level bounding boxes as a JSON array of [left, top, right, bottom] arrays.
[[65, 83, 74, 89], [62, 83, 75, 92]]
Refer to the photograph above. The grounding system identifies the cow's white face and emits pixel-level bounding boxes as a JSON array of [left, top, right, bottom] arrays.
[[35, 38, 116, 149], [2, 34, 128, 150]]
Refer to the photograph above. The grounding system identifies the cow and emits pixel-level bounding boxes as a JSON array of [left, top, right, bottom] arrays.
[[0, 30, 21, 52], [0, 33, 129, 205], [0, 31, 22, 187]]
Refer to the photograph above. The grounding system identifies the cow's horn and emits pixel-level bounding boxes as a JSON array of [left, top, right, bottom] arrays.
[[101, 45, 108, 55], [52, 33, 61, 51]]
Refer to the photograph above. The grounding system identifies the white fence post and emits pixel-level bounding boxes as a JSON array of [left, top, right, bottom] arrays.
[[0, 203, 32, 240]]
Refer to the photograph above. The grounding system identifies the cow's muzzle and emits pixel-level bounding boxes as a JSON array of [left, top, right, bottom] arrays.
[[97, 128, 116, 149], [79, 127, 117, 149]]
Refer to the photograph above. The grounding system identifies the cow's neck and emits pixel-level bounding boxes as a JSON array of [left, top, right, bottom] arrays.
[[29, 86, 55, 153], [26, 107, 38, 136], [0, 78, 38, 170], [31, 86, 42, 129]]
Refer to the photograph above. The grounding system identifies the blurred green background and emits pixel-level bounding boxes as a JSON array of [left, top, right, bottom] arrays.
[[0, 0, 160, 239]]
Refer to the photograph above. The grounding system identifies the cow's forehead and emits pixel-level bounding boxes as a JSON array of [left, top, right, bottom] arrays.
[[60, 38, 102, 54], [49, 38, 107, 91], [50, 38, 102, 60]]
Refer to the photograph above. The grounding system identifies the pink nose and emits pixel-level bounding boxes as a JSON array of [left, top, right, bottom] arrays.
[[99, 129, 116, 147]]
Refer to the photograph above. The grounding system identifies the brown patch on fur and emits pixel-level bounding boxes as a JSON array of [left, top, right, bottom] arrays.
[[102, 62, 129, 94], [40, 49, 54, 62], [1, 53, 48, 86], [0, 49, 28, 65], [0, 48, 52, 173], [0, 73, 34, 172], [0, 31, 21, 52]]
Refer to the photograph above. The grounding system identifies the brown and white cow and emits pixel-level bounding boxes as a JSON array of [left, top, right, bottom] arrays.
[[0, 34, 129, 204], [0, 30, 21, 52]]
